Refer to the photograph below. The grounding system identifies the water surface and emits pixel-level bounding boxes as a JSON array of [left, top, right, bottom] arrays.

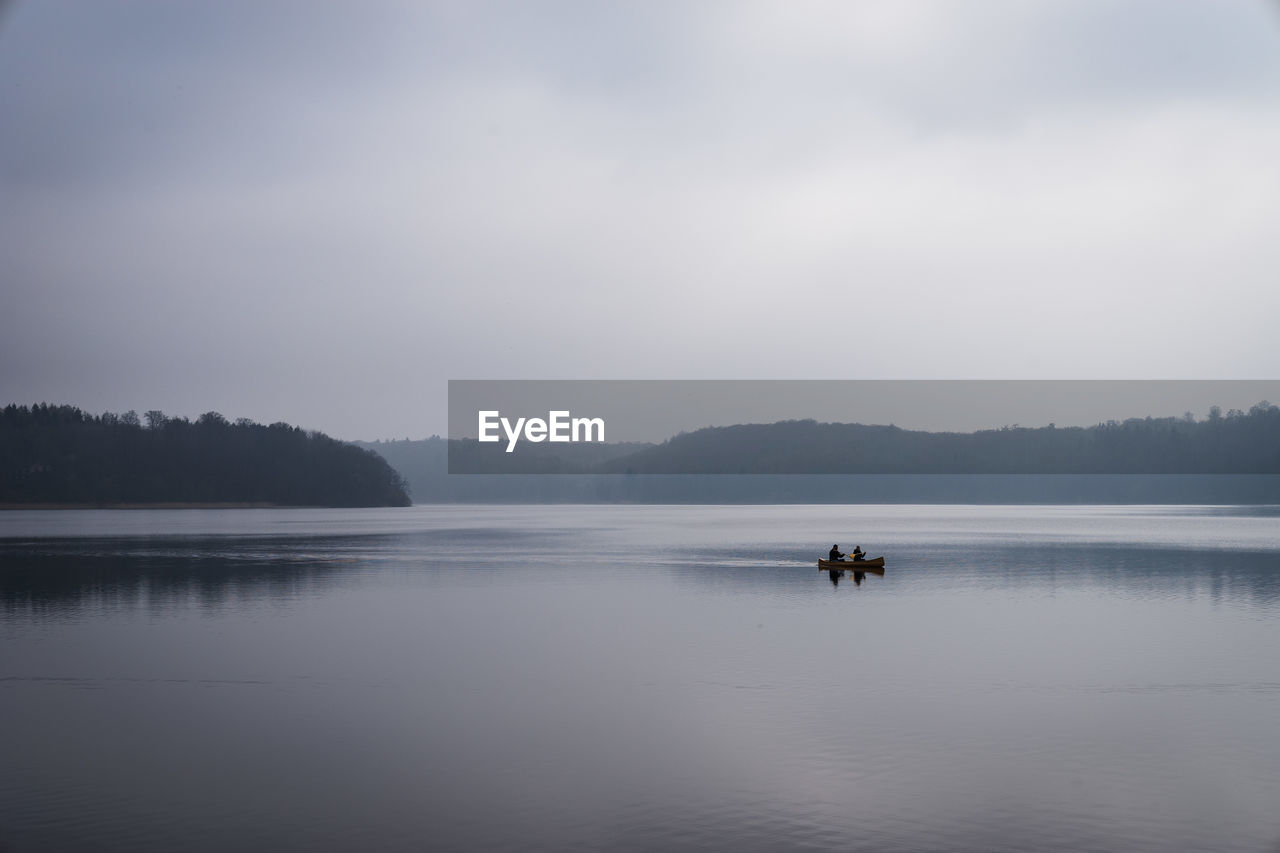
[[2, 505, 1279, 852]]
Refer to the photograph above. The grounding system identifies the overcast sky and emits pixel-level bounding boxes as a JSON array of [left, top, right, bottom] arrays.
[[3, 1, 1279, 440]]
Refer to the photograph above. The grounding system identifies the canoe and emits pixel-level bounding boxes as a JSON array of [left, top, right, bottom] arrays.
[[818, 557, 884, 570]]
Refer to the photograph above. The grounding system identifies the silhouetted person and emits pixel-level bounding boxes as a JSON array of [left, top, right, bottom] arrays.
[[851, 545, 866, 562], [829, 544, 846, 562]]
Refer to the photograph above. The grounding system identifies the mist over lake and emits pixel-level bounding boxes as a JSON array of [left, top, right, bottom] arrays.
[[2, 504, 1278, 852]]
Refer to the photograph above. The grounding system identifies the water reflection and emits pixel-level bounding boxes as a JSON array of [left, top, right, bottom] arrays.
[[662, 542, 1280, 605], [5, 527, 1279, 616], [827, 567, 876, 587], [0, 537, 357, 616], [0, 523, 596, 617]]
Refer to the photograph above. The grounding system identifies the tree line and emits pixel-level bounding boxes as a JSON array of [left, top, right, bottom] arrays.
[[435, 402, 1280, 475], [1, 404, 410, 506], [594, 402, 1280, 474]]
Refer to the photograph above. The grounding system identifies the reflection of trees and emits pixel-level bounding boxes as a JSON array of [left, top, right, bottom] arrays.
[[0, 537, 361, 617], [5, 534, 1279, 615], [978, 544, 1280, 606]]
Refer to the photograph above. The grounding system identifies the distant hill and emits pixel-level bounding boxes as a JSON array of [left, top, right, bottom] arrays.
[[595, 404, 1280, 474], [1, 404, 410, 507], [353, 402, 1280, 504]]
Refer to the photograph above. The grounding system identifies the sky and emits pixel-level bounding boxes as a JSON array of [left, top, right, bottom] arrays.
[[3, 1, 1279, 440]]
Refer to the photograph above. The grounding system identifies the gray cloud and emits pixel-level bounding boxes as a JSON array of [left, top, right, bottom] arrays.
[[3, 1, 1279, 439]]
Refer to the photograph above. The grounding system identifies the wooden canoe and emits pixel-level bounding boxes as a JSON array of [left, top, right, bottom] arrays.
[[818, 557, 884, 570]]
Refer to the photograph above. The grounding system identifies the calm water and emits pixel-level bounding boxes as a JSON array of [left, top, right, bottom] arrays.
[[2, 504, 1279, 852]]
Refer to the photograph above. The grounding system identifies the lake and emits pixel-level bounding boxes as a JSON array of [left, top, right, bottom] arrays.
[[2, 504, 1278, 852]]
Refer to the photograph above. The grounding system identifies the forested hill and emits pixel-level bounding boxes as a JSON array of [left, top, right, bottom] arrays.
[[1, 404, 411, 507], [597, 402, 1280, 474]]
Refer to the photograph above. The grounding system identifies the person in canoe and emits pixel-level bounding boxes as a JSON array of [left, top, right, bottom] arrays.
[[829, 544, 846, 562], [851, 546, 866, 562]]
